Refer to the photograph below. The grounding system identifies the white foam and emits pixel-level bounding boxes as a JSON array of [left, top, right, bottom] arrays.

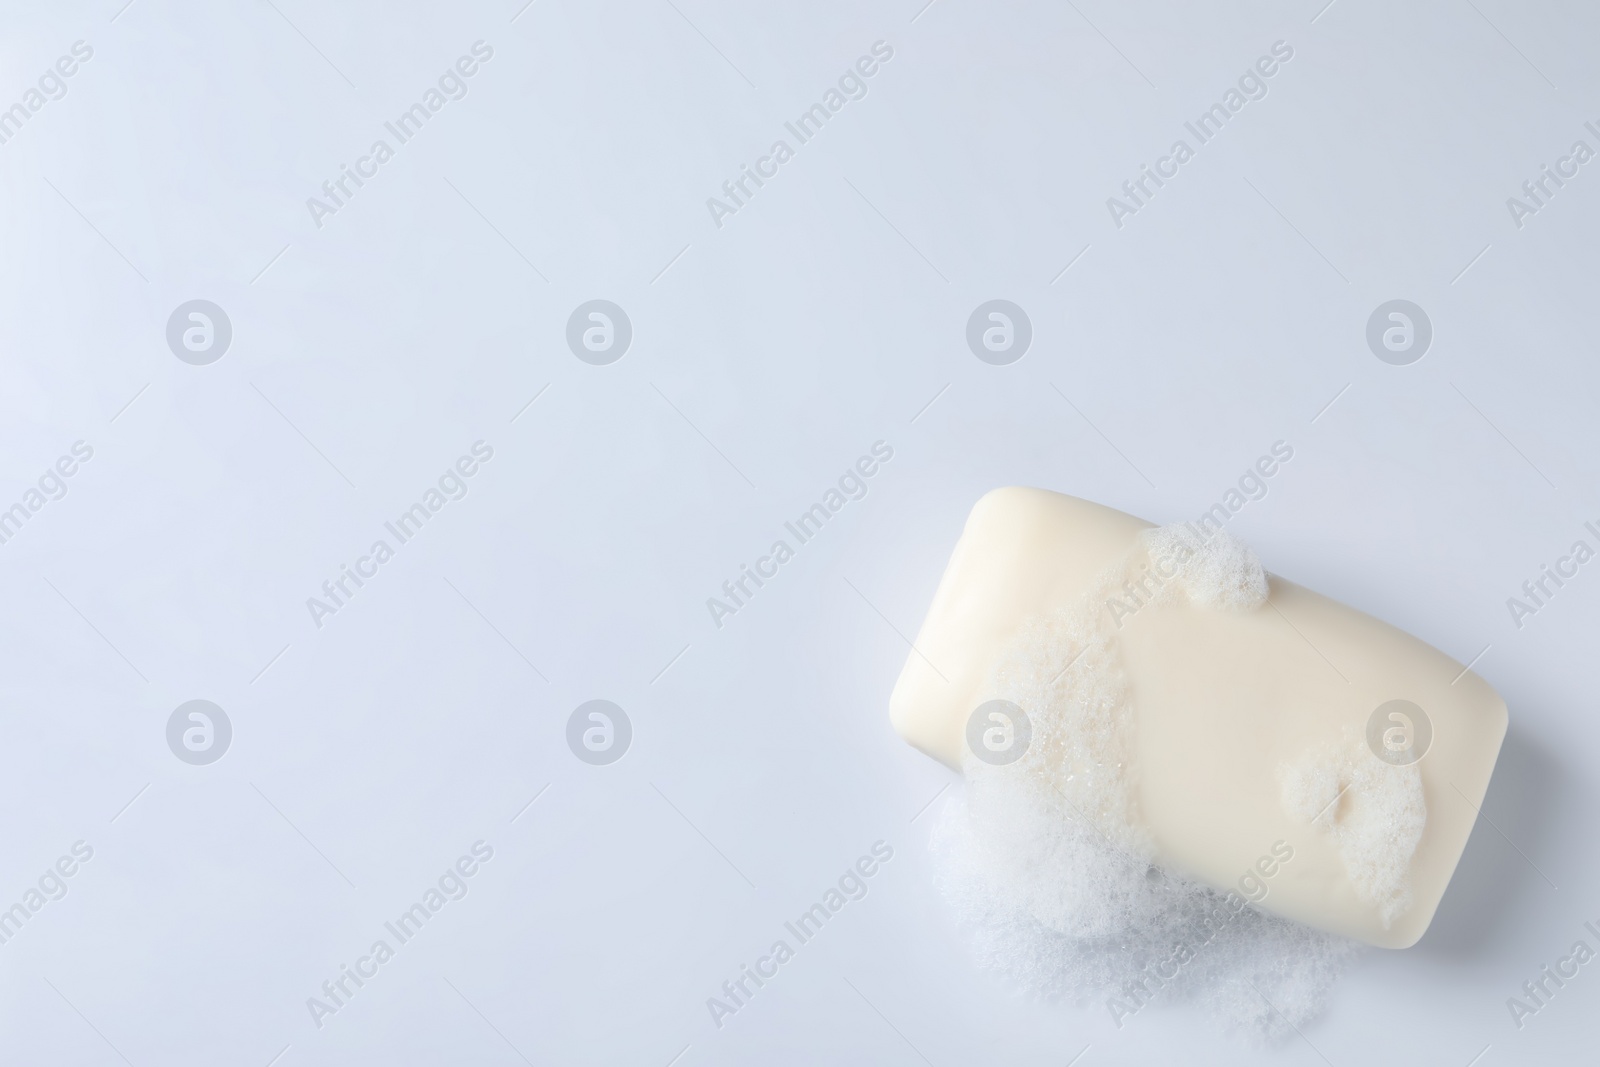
[[930, 524, 1363, 1043], [1143, 523, 1269, 611], [1280, 736, 1426, 928]]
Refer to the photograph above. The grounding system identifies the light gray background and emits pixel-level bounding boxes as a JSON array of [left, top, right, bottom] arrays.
[[0, 0, 1596, 1064]]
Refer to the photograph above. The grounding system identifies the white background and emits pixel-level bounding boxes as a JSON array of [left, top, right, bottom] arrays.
[[0, 0, 1596, 1064]]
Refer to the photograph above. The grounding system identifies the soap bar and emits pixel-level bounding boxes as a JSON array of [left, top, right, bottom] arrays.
[[890, 487, 1507, 949]]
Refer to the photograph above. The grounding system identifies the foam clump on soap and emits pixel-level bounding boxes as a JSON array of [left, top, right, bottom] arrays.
[[1142, 523, 1269, 611], [1280, 736, 1426, 928], [930, 524, 1360, 1044]]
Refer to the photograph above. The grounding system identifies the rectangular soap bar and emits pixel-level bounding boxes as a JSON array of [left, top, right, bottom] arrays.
[[890, 487, 1508, 949]]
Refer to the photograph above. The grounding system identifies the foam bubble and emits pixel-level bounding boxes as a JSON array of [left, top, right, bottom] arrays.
[[1280, 735, 1426, 928], [930, 524, 1363, 1043], [1143, 524, 1268, 611]]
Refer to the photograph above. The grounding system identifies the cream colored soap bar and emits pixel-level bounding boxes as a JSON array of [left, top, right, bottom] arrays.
[[890, 487, 1507, 949]]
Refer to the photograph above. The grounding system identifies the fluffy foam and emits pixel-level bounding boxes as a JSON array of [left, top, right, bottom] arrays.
[[1143, 523, 1269, 611], [930, 524, 1362, 1043], [1280, 737, 1426, 927]]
